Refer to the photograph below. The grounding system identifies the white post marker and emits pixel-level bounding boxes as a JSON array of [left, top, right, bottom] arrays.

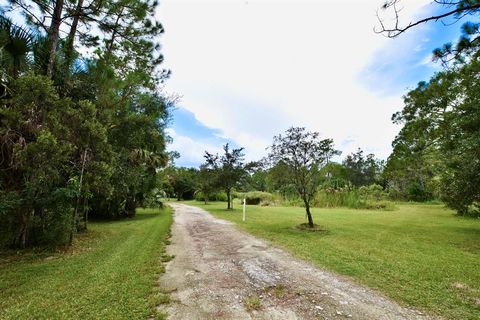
[[242, 198, 246, 222]]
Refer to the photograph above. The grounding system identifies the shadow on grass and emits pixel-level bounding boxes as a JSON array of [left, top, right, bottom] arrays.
[[294, 223, 330, 234], [0, 230, 98, 265], [90, 211, 162, 224]]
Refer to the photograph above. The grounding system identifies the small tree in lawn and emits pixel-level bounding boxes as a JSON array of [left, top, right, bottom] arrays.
[[204, 144, 245, 210], [268, 127, 340, 227]]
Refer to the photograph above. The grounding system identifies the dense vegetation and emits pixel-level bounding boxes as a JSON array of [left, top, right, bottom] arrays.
[[385, 51, 480, 215], [0, 207, 173, 319], [0, 0, 171, 248], [163, 143, 397, 212], [191, 201, 480, 320], [378, 0, 480, 217]]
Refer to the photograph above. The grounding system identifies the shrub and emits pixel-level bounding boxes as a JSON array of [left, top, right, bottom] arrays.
[[240, 191, 275, 205], [314, 189, 362, 208], [387, 185, 406, 201], [314, 185, 396, 211], [358, 184, 388, 201], [244, 295, 262, 311], [407, 183, 433, 202], [195, 191, 228, 202]]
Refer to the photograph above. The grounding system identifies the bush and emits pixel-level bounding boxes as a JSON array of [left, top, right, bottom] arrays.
[[236, 191, 275, 205], [358, 184, 388, 201], [387, 185, 405, 201], [407, 183, 433, 202], [314, 189, 362, 208], [195, 191, 228, 202], [314, 185, 396, 211], [143, 189, 166, 208]]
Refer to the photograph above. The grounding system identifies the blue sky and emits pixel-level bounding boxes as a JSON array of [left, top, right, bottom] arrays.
[[160, 0, 465, 167]]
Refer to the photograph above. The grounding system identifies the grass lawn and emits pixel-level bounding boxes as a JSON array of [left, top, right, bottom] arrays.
[[186, 200, 480, 320], [0, 207, 173, 320]]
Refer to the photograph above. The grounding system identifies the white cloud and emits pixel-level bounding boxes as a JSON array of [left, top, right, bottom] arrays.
[[158, 0, 432, 162], [166, 128, 223, 166]]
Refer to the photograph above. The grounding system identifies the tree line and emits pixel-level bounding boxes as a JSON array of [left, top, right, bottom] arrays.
[[378, 0, 480, 216], [162, 127, 389, 228], [0, 0, 171, 248]]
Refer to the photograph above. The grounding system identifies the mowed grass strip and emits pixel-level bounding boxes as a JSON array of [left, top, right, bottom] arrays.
[[187, 201, 480, 320], [0, 207, 173, 320]]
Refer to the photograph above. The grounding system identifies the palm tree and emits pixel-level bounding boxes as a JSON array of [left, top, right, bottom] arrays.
[[0, 16, 35, 79]]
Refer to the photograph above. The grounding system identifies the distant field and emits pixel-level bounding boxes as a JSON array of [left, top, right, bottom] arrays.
[[186, 201, 480, 319], [0, 208, 173, 320]]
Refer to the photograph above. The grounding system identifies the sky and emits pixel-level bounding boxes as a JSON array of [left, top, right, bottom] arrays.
[[157, 0, 463, 167]]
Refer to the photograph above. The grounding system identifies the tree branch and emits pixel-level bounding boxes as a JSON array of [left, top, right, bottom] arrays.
[[375, 1, 480, 38]]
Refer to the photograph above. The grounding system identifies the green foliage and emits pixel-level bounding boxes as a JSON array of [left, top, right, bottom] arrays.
[[0, 16, 35, 79], [358, 184, 388, 201], [343, 149, 384, 187], [379, 0, 480, 63], [164, 167, 198, 201], [204, 144, 246, 209], [0, 0, 171, 247], [267, 127, 340, 226], [241, 162, 268, 191], [387, 50, 480, 214], [0, 74, 78, 247], [195, 165, 218, 203], [194, 191, 228, 202], [244, 295, 262, 311], [314, 189, 362, 209], [236, 191, 276, 205]]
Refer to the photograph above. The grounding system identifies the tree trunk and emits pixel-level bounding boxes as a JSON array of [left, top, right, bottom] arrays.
[[125, 196, 136, 218], [106, 9, 124, 55], [64, 0, 85, 67], [83, 197, 88, 231], [226, 189, 231, 210], [70, 149, 87, 245], [304, 199, 314, 228], [13, 58, 19, 79], [46, 0, 65, 77], [17, 209, 30, 248]]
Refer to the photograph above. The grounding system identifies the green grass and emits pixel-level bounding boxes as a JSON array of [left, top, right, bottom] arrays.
[[186, 200, 480, 319], [244, 294, 262, 311], [0, 207, 173, 320]]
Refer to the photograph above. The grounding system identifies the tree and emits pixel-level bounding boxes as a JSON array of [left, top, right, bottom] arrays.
[[376, 0, 480, 62], [0, 16, 34, 79], [0, 0, 171, 247], [267, 127, 340, 227], [204, 144, 246, 210], [196, 165, 217, 204], [376, 0, 480, 213], [239, 161, 267, 192], [167, 167, 197, 201], [387, 50, 480, 214], [343, 149, 383, 187]]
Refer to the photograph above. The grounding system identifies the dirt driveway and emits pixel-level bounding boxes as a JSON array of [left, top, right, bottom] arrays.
[[159, 203, 433, 320]]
